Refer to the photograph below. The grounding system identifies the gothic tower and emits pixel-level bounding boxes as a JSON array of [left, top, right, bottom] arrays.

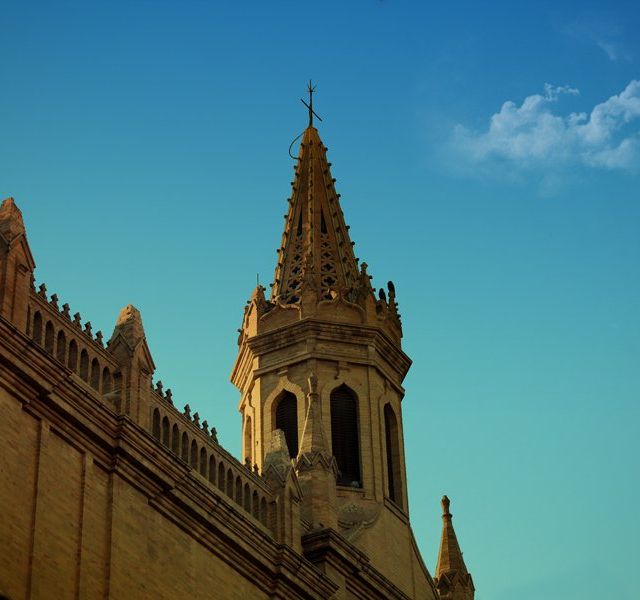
[[231, 92, 437, 597]]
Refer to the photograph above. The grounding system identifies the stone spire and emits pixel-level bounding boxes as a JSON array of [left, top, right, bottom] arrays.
[[435, 496, 474, 600], [271, 125, 363, 305]]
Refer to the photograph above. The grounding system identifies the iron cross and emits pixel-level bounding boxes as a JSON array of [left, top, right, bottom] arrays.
[[301, 80, 323, 127]]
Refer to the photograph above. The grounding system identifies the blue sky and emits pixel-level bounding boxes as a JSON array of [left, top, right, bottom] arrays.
[[2, 1, 639, 598]]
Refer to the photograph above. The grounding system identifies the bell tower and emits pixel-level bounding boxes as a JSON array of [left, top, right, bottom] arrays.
[[231, 86, 433, 597]]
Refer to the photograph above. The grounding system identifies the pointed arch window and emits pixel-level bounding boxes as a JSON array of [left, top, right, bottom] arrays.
[[162, 417, 170, 447], [384, 403, 403, 506], [67, 340, 78, 371], [199, 447, 207, 476], [152, 409, 161, 440], [171, 424, 180, 454], [79, 350, 89, 381], [190, 439, 198, 467], [244, 416, 253, 464], [275, 391, 298, 459], [181, 432, 189, 462], [56, 330, 66, 363], [90, 358, 100, 390], [33, 312, 43, 344], [330, 385, 361, 487], [44, 321, 54, 354]]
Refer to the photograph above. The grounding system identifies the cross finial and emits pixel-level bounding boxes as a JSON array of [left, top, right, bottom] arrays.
[[300, 80, 322, 128]]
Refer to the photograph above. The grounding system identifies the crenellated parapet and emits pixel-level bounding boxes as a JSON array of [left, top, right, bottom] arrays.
[[25, 279, 121, 406], [148, 385, 278, 535]]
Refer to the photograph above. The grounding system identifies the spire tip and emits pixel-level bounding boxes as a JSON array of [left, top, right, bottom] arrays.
[[442, 495, 451, 517]]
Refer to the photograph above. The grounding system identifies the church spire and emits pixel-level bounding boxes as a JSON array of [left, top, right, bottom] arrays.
[[435, 496, 474, 599], [271, 89, 364, 306]]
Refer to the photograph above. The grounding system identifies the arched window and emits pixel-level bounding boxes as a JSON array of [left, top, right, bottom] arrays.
[[181, 432, 189, 462], [79, 350, 89, 381], [199, 447, 207, 476], [260, 498, 268, 525], [226, 469, 234, 497], [67, 340, 78, 371], [44, 321, 54, 354], [218, 463, 226, 491], [275, 391, 298, 459], [384, 403, 403, 506], [190, 440, 198, 467], [244, 483, 251, 512], [171, 424, 180, 454], [56, 330, 66, 363], [330, 385, 361, 487], [33, 312, 43, 344], [152, 409, 161, 440], [162, 417, 170, 447], [208, 456, 216, 484], [252, 491, 259, 519], [90, 358, 100, 390], [235, 477, 243, 505], [244, 416, 253, 465], [102, 368, 112, 394]]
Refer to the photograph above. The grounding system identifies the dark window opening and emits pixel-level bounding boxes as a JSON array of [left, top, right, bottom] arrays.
[[275, 391, 298, 458], [384, 403, 403, 505], [330, 385, 361, 487]]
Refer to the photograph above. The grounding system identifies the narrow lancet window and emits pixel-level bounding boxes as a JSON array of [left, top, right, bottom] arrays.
[[79, 350, 89, 381], [384, 403, 403, 506], [152, 409, 161, 440], [44, 321, 54, 354], [33, 312, 42, 344], [244, 416, 253, 464], [68, 340, 78, 371], [330, 385, 361, 487], [56, 330, 66, 363], [275, 392, 298, 458]]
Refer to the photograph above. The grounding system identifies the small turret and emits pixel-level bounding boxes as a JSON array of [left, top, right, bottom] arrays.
[[434, 496, 475, 600], [107, 304, 155, 423], [0, 197, 35, 331], [295, 374, 338, 529]]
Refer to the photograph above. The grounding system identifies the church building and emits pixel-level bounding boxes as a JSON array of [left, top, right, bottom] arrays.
[[0, 92, 474, 599]]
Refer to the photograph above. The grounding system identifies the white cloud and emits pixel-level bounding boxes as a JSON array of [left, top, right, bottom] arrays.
[[597, 41, 620, 62], [563, 16, 631, 62], [452, 80, 640, 172]]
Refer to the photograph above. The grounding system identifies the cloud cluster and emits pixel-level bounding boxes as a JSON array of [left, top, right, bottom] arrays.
[[452, 80, 640, 172]]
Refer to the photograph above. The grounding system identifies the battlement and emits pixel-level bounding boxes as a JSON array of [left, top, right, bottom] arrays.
[[1, 198, 277, 536], [26, 279, 120, 401], [148, 383, 275, 532]]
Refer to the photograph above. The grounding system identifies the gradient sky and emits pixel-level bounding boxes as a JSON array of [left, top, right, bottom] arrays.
[[2, 2, 639, 598]]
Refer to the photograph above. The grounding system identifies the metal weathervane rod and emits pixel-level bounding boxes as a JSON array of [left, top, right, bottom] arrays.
[[300, 80, 322, 127]]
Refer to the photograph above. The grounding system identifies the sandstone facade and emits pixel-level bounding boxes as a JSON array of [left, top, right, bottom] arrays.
[[0, 114, 474, 599]]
